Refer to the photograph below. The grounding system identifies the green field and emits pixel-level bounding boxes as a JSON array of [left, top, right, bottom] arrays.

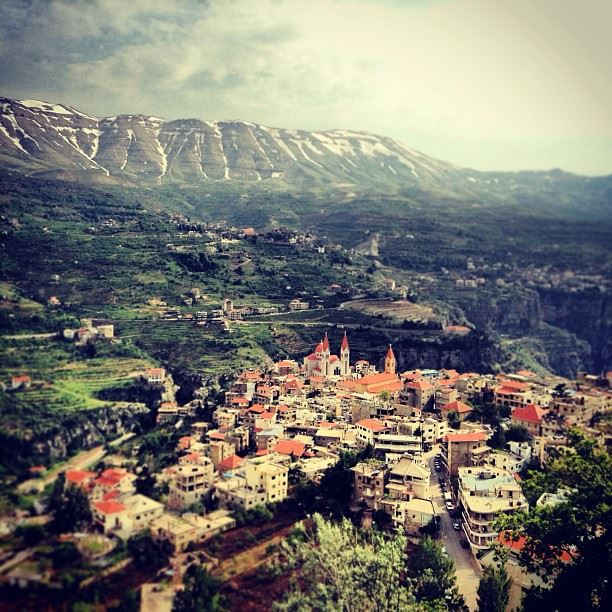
[[0, 337, 153, 434]]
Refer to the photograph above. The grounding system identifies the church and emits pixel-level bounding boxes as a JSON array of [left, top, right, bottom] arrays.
[[303, 332, 350, 379]]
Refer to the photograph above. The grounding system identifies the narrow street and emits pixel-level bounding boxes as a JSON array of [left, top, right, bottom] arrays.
[[426, 448, 481, 611]]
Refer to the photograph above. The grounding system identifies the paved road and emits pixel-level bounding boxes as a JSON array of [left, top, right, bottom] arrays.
[[427, 448, 481, 611]]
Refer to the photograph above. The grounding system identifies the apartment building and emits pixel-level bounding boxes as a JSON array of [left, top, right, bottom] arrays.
[[442, 431, 489, 476], [458, 466, 527, 552], [167, 461, 214, 510], [214, 460, 288, 510]]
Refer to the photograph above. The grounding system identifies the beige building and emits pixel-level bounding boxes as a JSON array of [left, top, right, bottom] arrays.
[[351, 460, 386, 509], [458, 466, 527, 552], [214, 460, 288, 510], [167, 461, 214, 510], [442, 431, 489, 476]]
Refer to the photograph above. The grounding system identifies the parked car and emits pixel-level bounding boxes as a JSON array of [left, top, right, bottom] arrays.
[[445, 501, 454, 511], [452, 522, 461, 531]]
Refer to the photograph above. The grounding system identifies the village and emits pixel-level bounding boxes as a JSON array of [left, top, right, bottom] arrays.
[[2, 326, 611, 610]]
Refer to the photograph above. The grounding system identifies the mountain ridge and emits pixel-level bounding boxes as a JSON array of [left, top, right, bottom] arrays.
[[1, 95, 611, 219]]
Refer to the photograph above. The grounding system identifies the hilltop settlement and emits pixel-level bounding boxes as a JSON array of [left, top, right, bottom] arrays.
[[1, 324, 611, 610]]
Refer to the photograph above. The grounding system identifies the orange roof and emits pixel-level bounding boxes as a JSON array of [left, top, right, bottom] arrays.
[[407, 380, 434, 391], [12, 374, 31, 383], [512, 404, 548, 424], [437, 379, 457, 387], [274, 439, 306, 457], [255, 449, 269, 456], [259, 411, 274, 419], [66, 469, 95, 484], [310, 376, 325, 382], [498, 533, 573, 563], [317, 422, 336, 429], [209, 431, 226, 441], [147, 368, 165, 375], [230, 396, 249, 404], [219, 455, 243, 470], [359, 372, 399, 385], [94, 500, 126, 515], [277, 405, 290, 413], [178, 436, 192, 449], [445, 432, 488, 443], [242, 370, 261, 380], [249, 404, 266, 414], [276, 360, 294, 367], [497, 379, 530, 391], [386, 345, 395, 360], [441, 400, 473, 414], [356, 418, 387, 432], [445, 325, 471, 334]]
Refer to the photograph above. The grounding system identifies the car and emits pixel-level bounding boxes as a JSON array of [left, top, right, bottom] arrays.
[[438, 477, 444, 485], [452, 522, 461, 531], [445, 501, 454, 511], [435, 465, 441, 472]]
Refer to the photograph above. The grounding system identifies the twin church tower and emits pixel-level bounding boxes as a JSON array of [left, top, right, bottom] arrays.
[[303, 331, 396, 380]]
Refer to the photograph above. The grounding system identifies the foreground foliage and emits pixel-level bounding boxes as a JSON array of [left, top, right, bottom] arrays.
[[497, 430, 612, 611], [274, 514, 459, 611]]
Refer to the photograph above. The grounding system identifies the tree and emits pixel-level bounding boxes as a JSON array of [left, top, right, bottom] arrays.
[[488, 425, 506, 450], [405, 536, 468, 611], [128, 533, 172, 569], [49, 478, 92, 533], [505, 424, 530, 443], [447, 411, 461, 430], [274, 514, 429, 611], [495, 430, 612, 611], [477, 565, 511, 612], [172, 564, 226, 612]]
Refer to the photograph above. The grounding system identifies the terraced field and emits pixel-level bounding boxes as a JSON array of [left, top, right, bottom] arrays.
[[0, 337, 153, 433]]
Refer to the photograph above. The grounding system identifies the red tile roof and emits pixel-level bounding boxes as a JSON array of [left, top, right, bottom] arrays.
[[441, 400, 473, 414], [356, 418, 387, 432], [498, 533, 572, 563], [406, 380, 434, 391], [12, 374, 31, 383], [94, 500, 126, 515], [274, 439, 306, 457], [512, 404, 548, 424], [219, 455, 243, 470], [66, 469, 95, 484], [445, 432, 488, 443]]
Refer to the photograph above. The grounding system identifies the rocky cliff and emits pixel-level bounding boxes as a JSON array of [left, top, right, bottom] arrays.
[[0, 403, 152, 469]]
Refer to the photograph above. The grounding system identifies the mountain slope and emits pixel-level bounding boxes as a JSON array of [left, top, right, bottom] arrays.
[[0, 96, 462, 187], [1, 96, 611, 217]]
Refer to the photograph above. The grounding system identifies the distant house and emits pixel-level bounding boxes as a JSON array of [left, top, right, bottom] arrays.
[[440, 400, 474, 422], [11, 375, 31, 390], [511, 404, 549, 437], [146, 367, 166, 384], [288, 299, 309, 311]]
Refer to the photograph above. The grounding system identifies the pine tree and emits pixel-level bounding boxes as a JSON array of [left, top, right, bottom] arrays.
[[477, 565, 511, 612], [172, 565, 226, 612]]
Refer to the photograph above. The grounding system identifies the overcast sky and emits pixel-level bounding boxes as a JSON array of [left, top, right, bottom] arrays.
[[1, 0, 611, 175]]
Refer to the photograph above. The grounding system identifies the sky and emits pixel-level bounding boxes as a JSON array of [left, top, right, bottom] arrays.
[[1, 0, 611, 175]]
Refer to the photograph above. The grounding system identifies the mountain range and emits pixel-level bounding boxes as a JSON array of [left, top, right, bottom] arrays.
[[1, 96, 611, 214]]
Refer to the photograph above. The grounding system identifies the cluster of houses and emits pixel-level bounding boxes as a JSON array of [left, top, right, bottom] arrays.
[[7, 329, 611, 606], [62, 319, 114, 345]]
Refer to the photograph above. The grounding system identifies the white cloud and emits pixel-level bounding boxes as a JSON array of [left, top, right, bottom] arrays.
[[1, 0, 611, 174]]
